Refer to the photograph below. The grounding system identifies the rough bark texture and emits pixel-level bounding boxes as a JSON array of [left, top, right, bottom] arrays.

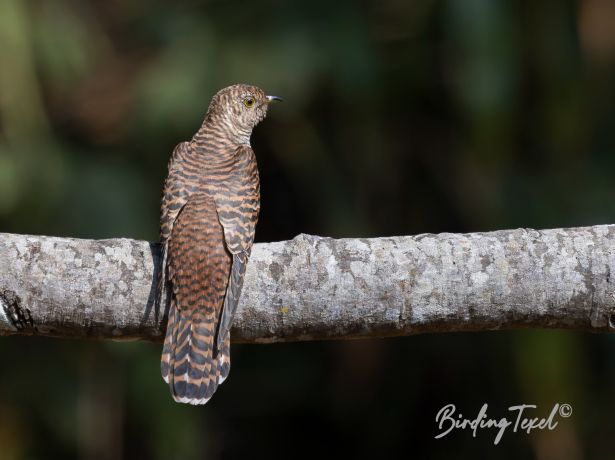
[[1, 225, 614, 343]]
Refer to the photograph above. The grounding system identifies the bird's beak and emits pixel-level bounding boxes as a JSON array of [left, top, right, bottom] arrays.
[[266, 95, 283, 103]]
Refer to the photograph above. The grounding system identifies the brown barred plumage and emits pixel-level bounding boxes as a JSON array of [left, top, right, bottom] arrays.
[[159, 84, 281, 405]]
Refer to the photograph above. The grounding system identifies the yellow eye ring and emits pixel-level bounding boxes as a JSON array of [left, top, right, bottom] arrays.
[[243, 97, 256, 108]]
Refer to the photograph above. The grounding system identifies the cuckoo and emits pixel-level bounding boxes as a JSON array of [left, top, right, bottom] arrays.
[[158, 84, 281, 405]]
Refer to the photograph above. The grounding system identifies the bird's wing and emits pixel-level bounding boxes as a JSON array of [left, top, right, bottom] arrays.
[[160, 141, 194, 242], [157, 141, 193, 311], [212, 144, 260, 353]]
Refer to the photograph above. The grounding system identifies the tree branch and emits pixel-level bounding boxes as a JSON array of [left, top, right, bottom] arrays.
[[1, 225, 614, 343]]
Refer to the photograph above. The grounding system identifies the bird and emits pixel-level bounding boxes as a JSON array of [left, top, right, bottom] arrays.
[[158, 84, 282, 405]]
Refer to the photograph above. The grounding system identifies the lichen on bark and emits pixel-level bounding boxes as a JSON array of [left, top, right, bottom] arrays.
[[0, 225, 614, 342]]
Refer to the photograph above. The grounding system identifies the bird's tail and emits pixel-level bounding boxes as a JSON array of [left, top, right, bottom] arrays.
[[160, 300, 231, 405]]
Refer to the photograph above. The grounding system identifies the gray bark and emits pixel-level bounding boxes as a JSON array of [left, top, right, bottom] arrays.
[[0, 225, 614, 343]]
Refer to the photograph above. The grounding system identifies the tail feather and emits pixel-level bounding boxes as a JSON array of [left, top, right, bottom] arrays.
[[161, 306, 227, 405], [217, 330, 231, 384], [160, 304, 176, 384]]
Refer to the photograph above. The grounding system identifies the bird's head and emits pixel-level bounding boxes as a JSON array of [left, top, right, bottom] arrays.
[[205, 84, 282, 144]]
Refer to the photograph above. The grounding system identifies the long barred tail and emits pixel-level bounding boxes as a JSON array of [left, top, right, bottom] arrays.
[[160, 195, 234, 405], [160, 299, 231, 405]]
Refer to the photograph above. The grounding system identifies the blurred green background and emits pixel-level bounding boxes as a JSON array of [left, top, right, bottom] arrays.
[[1, 0, 615, 458]]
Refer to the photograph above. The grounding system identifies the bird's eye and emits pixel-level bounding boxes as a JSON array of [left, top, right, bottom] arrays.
[[243, 97, 256, 108]]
